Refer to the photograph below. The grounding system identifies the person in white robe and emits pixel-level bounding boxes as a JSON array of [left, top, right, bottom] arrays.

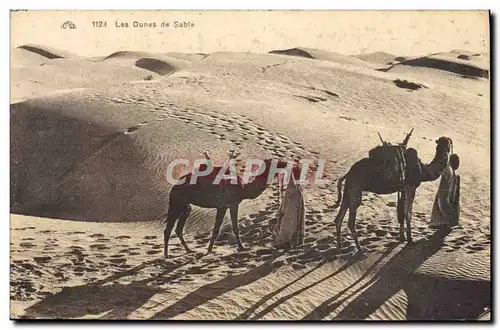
[[430, 154, 460, 228], [272, 176, 305, 250]]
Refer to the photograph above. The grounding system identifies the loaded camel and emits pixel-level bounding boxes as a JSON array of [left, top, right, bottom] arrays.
[[163, 151, 291, 258], [333, 131, 453, 253]]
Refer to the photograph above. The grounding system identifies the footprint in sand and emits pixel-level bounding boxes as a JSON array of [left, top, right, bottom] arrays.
[[315, 244, 331, 251], [373, 229, 388, 237], [187, 266, 210, 275], [89, 233, 105, 238], [19, 242, 37, 248], [227, 261, 251, 269], [450, 238, 467, 247], [383, 241, 400, 248], [124, 126, 141, 134], [144, 235, 157, 240], [15, 227, 36, 231], [466, 244, 485, 252], [304, 237, 316, 244], [109, 254, 125, 258], [90, 244, 110, 251], [108, 258, 127, 264], [68, 231, 86, 235], [116, 235, 131, 239], [33, 256, 52, 264], [38, 230, 54, 234], [316, 237, 333, 245], [386, 201, 397, 208], [254, 248, 275, 256], [291, 262, 308, 270]]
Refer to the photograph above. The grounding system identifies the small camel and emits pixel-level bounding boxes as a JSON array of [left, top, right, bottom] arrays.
[[164, 153, 289, 258], [333, 133, 453, 253]]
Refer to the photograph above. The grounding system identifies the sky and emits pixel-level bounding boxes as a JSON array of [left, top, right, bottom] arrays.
[[11, 10, 489, 57]]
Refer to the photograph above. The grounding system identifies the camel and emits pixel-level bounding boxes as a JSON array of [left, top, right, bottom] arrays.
[[333, 132, 453, 253], [163, 153, 291, 258]]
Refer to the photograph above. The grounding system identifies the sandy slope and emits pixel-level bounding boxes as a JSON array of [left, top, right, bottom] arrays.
[[10, 45, 490, 320], [269, 47, 380, 69], [351, 51, 399, 65]]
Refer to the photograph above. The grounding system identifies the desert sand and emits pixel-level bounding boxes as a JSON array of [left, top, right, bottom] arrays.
[[10, 44, 490, 320]]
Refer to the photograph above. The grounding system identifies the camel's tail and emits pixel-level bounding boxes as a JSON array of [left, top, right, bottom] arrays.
[[333, 174, 347, 209]]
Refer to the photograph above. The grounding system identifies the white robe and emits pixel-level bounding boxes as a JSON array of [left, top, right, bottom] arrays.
[[272, 179, 305, 249], [430, 166, 460, 228]]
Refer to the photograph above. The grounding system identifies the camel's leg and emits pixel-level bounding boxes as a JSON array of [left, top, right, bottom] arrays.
[[397, 190, 406, 241], [175, 205, 193, 253], [405, 186, 416, 244], [207, 207, 227, 254], [229, 203, 246, 251], [347, 185, 363, 253], [334, 193, 349, 250], [164, 203, 185, 258]]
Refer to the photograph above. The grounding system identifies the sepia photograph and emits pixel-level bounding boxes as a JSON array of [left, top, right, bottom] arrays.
[[9, 10, 491, 320]]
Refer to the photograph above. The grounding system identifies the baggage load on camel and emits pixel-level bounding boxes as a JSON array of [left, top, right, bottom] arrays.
[[369, 144, 406, 187], [368, 131, 413, 189]]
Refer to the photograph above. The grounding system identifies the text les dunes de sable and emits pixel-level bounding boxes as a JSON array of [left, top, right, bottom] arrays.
[[114, 21, 194, 28]]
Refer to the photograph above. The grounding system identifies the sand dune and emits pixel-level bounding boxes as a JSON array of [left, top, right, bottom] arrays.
[[351, 51, 399, 65], [269, 47, 379, 69], [17, 44, 76, 59], [381, 52, 489, 95], [134, 58, 174, 76], [393, 54, 489, 78], [11, 59, 160, 103], [11, 48, 48, 67], [10, 45, 490, 320], [10, 47, 197, 103], [103, 51, 160, 60]]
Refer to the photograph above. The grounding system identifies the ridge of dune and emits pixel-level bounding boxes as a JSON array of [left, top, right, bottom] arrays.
[[17, 44, 76, 59], [351, 51, 399, 65], [387, 53, 489, 79], [101, 50, 192, 76], [135, 58, 175, 76], [268, 47, 378, 69], [10, 54, 179, 103], [103, 50, 160, 60], [11, 48, 48, 67]]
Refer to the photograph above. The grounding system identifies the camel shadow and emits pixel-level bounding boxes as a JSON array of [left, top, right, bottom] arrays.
[[304, 228, 489, 320], [22, 257, 192, 319], [24, 247, 286, 320], [148, 255, 284, 320], [23, 282, 161, 319], [238, 246, 395, 320]]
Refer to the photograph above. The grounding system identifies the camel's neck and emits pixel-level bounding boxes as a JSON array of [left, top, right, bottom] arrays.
[[239, 170, 276, 200], [241, 179, 269, 200], [421, 148, 450, 182]]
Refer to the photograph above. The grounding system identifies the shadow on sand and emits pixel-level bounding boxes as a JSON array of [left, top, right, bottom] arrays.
[[304, 228, 490, 320], [22, 228, 488, 320]]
